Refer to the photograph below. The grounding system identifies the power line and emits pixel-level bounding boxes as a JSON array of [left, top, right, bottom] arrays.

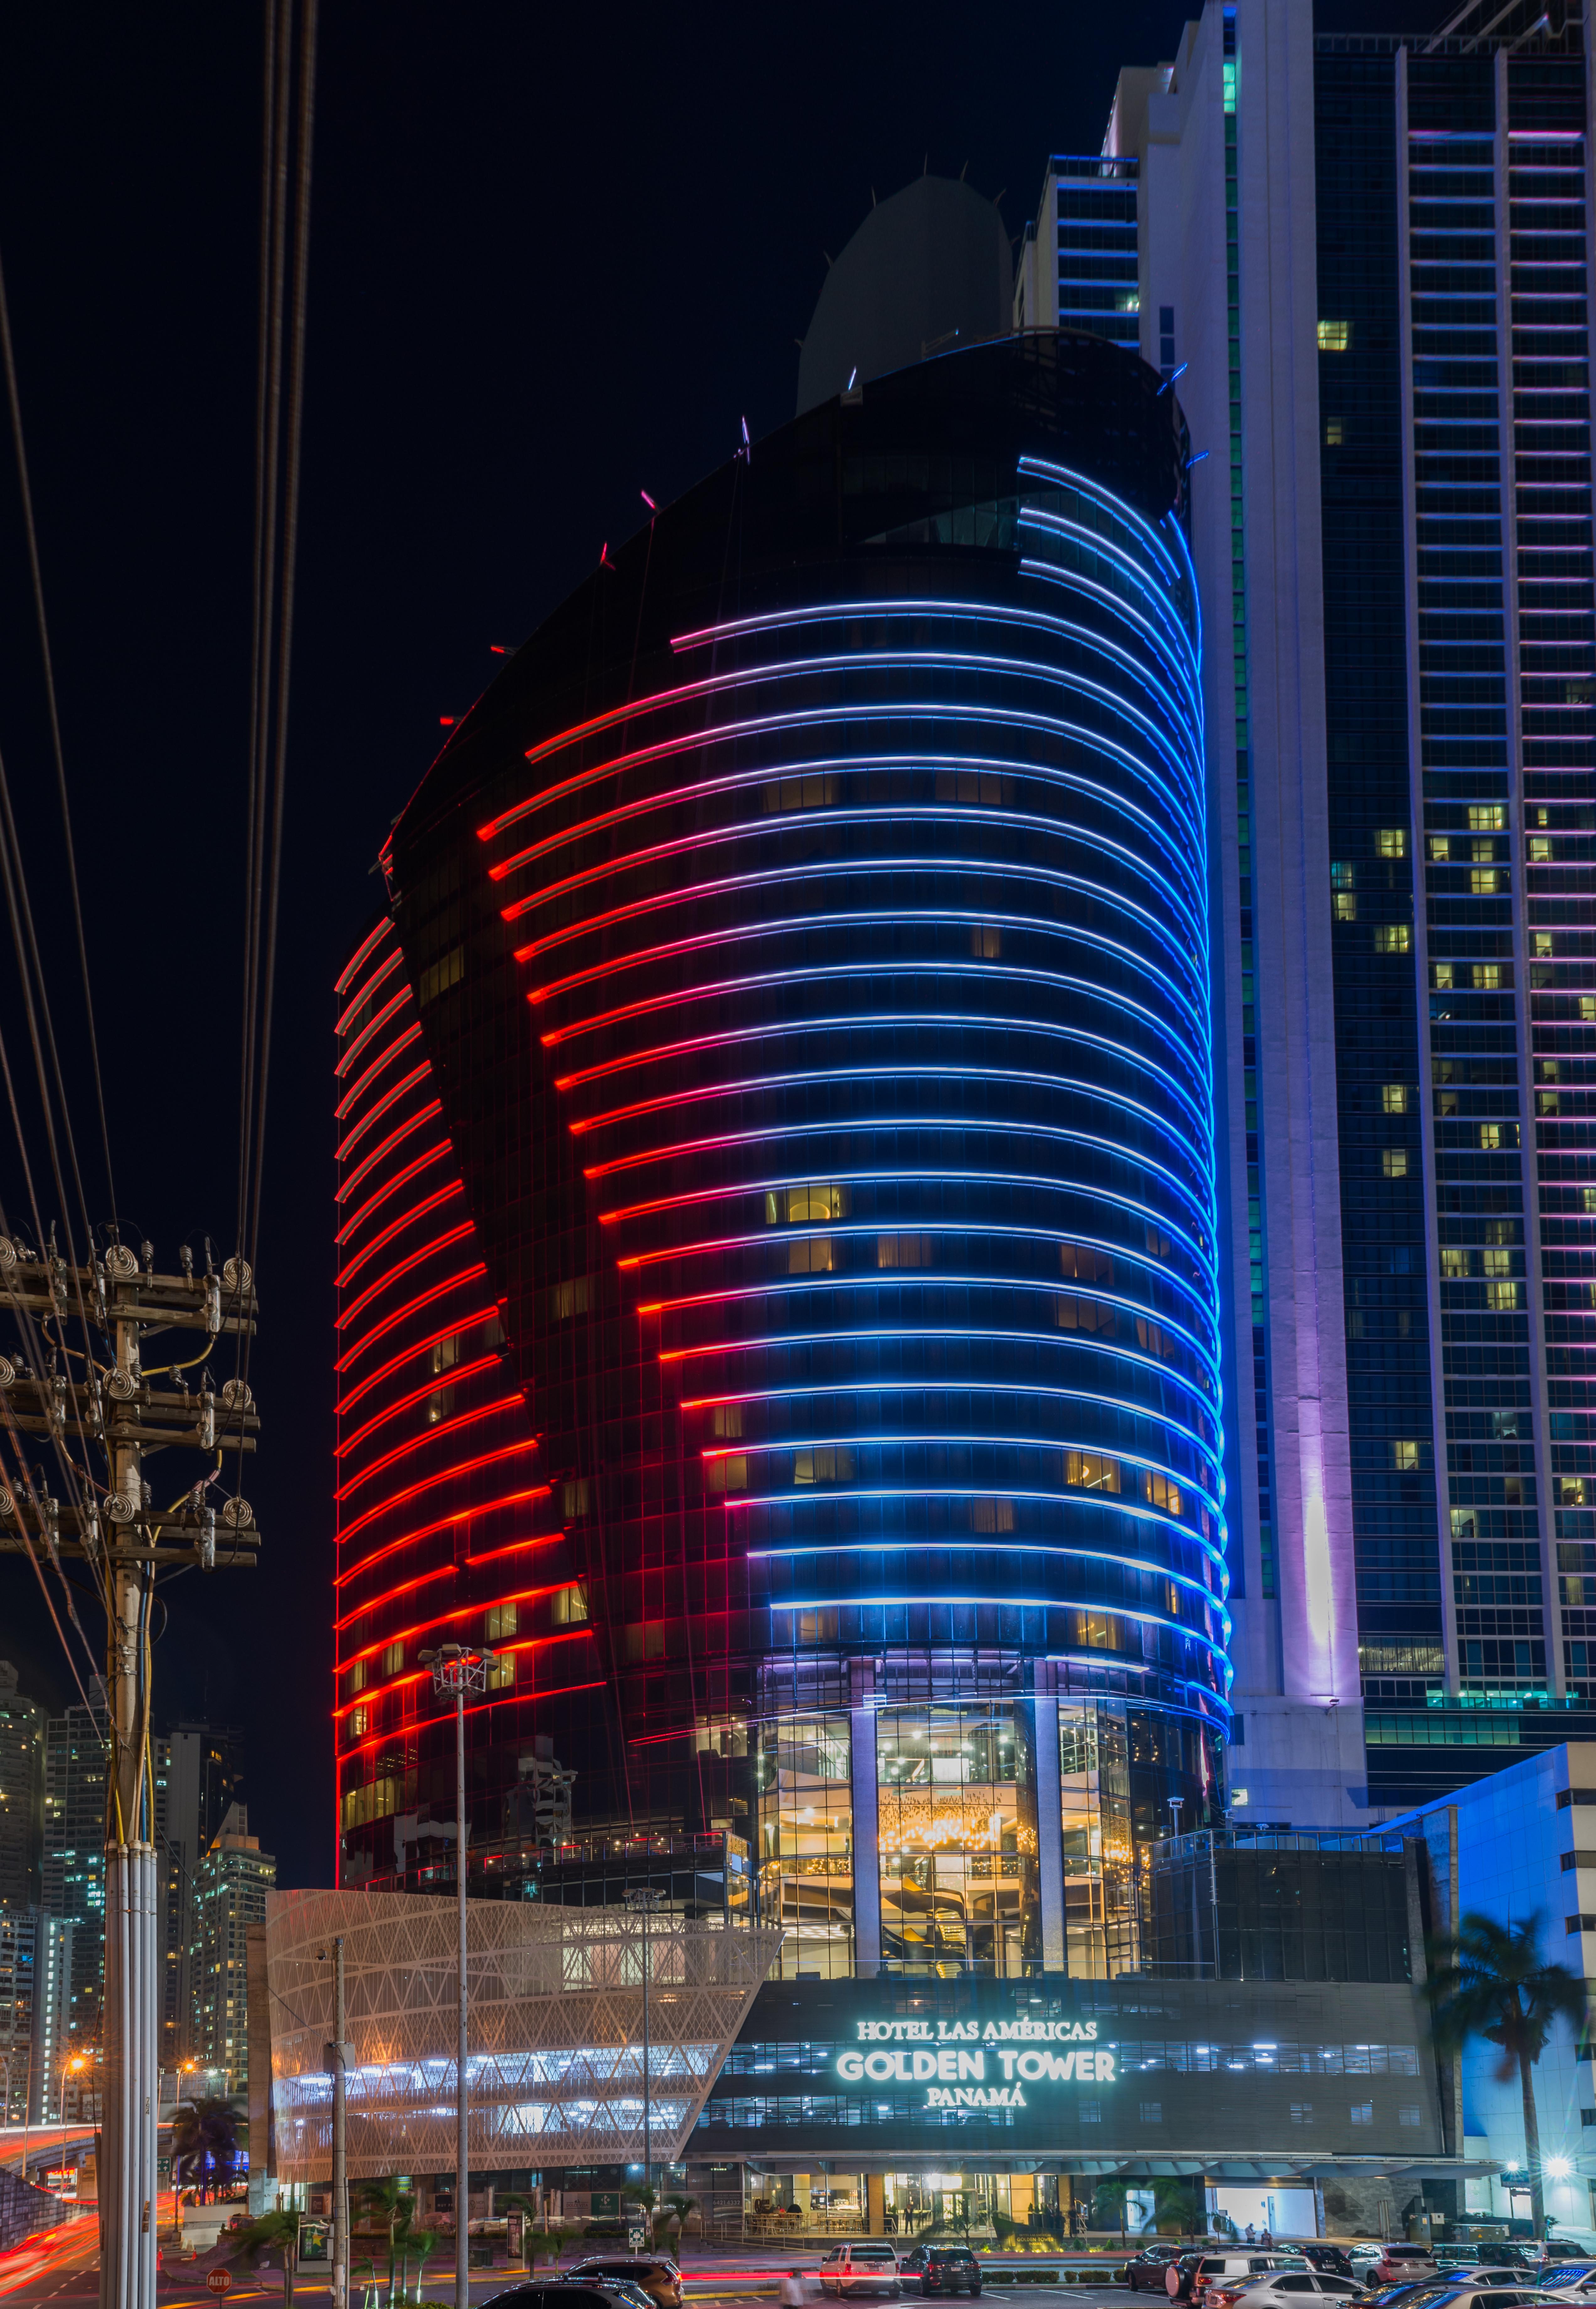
[[0, 244, 117, 1231]]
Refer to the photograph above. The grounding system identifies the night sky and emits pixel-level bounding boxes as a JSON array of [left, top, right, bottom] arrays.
[[0, 0, 1416, 1890]]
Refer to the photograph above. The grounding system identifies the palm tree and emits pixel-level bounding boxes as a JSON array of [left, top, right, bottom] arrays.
[[231, 2210, 300, 2308], [354, 2175, 415, 2300], [169, 2096, 241, 2202], [660, 2194, 698, 2245], [1426, 1910, 1587, 2238]]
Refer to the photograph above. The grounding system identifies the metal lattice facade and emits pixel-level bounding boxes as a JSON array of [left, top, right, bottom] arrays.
[[265, 1889, 781, 2179]]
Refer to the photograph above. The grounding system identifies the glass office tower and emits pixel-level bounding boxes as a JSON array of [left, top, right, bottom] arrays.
[[1088, 0, 1596, 1812], [335, 330, 1230, 1978]]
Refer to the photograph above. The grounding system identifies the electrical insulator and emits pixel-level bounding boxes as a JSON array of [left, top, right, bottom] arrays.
[[199, 1508, 215, 1571]]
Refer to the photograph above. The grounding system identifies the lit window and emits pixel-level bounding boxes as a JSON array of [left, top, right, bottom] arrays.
[[1376, 828, 1407, 857], [551, 1582, 588, 1625], [1541, 1090, 1561, 1115], [1441, 1248, 1468, 1277], [561, 1477, 590, 1518], [763, 770, 838, 814], [1487, 1280, 1521, 1311], [1535, 933, 1554, 957], [348, 1659, 369, 1696], [769, 1183, 850, 1224], [1433, 962, 1455, 990], [432, 1333, 461, 1375], [789, 1235, 834, 1274], [1584, 1188, 1596, 1213], [1471, 869, 1504, 895], [1334, 892, 1358, 922], [711, 1403, 743, 1437], [1564, 1479, 1588, 1508], [1331, 861, 1357, 889], [380, 1641, 404, 1678], [417, 944, 464, 1006], [425, 1387, 453, 1427], [1450, 1507, 1476, 1538], [1480, 1123, 1502, 1150], [1318, 319, 1351, 351], [487, 1653, 515, 1691], [1057, 1293, 1115, 1334], [877, 1233, 931, 1268], [1142, 1468, 1183, 1516], [1581, 998, 1595, 1021], [1429, 836, 1451, 862], [1383, 1149, 1409, 1178], [1469, 805, 1505, 833], [1530, 837, 1553, 863], [971, 924, 1002, 959], [550, 1275, 592, 1319], [1060, 1243, 1114, 1283], [1066, 1451, 1121, 1494], [1375, 925, 1412, 953], [705, 1454, 746, 1493], [969, 1497, 1016, 1532], [1325, 419, 1344, 447], [485, 1602, 517, 1642], [1392, 1440, 1420, 1472], [1475, 963, 1502, 990], [794, 1445, 855, 1484], [1383, 1084, 1409, 1114], [348, 1709, 369, 1740]]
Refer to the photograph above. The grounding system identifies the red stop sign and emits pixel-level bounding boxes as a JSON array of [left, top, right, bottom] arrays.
[[206, 2271, 231, 2296]]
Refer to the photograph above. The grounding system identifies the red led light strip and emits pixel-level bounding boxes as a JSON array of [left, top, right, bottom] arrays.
[[333, 1265, 490, 1374], [332, 1488, 551, 1588], [334, 1060, 435, 1165], [338, 1582, 577, 1677], [335, 1394, 524, 1503], [335, 983, 413, 1079], [334, 916, 394, 997], [335, 1676, 606, 1763], [335, 1351, 502, 1462], [335, 1019, 425, 1123], [335, 943, 405, 1037], [334, 1181, 464, 1293], [335, 1307, 502, 1416], [335, 1100, 444, 1205], [334, 1142, 454, 1248], [335, 1219, 476, 1335], [335, 1437, 540, 1544], [332, 1533, 569, 1630]]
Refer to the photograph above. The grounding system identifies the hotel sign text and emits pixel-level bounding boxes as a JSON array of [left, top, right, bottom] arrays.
[[833, 2018, 1116, 2110]]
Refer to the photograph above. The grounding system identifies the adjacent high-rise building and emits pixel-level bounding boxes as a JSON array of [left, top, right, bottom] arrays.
[[43, 1688, 107, 2054], [153, 1723, 241, 2069], [1060, 0, 1596, 1816], [0, 1908, 72, 2124], [0, 1661, 44, 1911], [189, 1803, 274, 2087]]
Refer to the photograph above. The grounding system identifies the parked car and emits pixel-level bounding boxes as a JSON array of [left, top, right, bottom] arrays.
[[1536, 2278, 1596, 2299], [1123, 2248, 1187, 2292], [1301, 2253, 1357, 2282], [897, 2246, 982, 2298], [1207, 2269, 1364, 2309], [821, 2246, 902, 2300], [567, 2260, 682, 2309], [1167, 2254, 1309, 2301], [486, 2287, 656, 2309]]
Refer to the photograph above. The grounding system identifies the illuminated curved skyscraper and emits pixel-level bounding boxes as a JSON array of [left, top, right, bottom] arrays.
[[334, 329, 1225, 1981]]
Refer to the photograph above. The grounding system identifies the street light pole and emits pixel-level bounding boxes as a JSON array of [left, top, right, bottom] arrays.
[[421, 1643, 495, 2308]]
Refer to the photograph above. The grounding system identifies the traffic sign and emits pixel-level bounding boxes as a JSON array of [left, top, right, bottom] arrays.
[[206, 2270, 231, 2296]]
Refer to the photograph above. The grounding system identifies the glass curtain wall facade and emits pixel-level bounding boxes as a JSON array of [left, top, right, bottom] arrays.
[[342, 333, 1229, 1979]]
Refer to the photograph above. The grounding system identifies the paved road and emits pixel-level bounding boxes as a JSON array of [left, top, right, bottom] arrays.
[[0, 2233, 1135, 2309]]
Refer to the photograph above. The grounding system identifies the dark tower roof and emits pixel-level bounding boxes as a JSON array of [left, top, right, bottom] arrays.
[[796, 174, 1013, 417]]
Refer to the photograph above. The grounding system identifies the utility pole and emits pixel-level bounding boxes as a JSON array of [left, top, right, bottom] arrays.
[[420, 1642, 494, 2309], [327, 1936, 350, 2309], [0, 1235, 259, 2309]]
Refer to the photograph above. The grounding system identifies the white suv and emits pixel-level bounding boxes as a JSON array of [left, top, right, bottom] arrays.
[[821, 2247, 902, 2300]]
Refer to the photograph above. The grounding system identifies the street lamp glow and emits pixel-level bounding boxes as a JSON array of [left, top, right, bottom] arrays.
[[1546, 2156, 1571, 2179]]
